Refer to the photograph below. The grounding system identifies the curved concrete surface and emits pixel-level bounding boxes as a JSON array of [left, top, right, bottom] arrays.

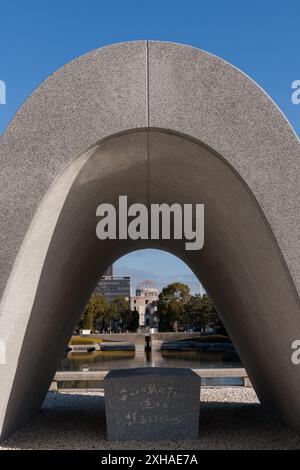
[[0, 41, 299, 439]]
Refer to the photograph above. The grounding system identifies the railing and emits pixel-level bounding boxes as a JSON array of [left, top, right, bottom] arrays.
[[50, 368, 251, 391]]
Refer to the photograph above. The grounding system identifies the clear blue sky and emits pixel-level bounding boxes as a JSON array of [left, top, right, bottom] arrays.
[[0, 1, 299, 293]]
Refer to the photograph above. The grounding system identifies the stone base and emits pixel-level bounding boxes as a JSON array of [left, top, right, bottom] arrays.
[[104, 367, 201, 441]]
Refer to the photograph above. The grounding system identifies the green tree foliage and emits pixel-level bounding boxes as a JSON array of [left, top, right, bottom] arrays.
[[104, 302, 121, 331], [82, 310, 93, 330], [81, 294, 108, 331], [157, 282, 190, 332], [130, 309, 140, 332], [157, 284, 219, 332], [185, 293, 217, 332], [110, 296, 141, 332], [79, 294, 138, 333], [93, 295, 109, 331], [112, 296, 130, 330]]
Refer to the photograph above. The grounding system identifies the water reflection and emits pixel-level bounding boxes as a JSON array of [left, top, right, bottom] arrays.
[[59, 347, 243, 387], [60, 348, 241, 372], [60, 351, 136, 371]]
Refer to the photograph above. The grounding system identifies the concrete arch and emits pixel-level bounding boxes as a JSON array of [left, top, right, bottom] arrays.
[[0, 41, 299, 440]]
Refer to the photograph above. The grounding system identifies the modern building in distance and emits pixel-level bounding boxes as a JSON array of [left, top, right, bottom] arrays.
[[131, 280, 159, 329], [94, 265, 130, 303]]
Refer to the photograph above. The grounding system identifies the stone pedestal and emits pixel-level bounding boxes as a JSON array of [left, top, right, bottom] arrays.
[[104, 367, 201, 441]]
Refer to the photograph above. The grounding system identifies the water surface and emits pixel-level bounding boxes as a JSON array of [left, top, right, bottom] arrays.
[[59, 348, 243, 386]]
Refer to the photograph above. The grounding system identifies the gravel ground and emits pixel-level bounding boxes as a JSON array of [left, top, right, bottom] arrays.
[[1, 387, 300, 450]]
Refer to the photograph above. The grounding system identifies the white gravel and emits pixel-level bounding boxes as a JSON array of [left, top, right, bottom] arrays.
[[1, 387, 300, 450]]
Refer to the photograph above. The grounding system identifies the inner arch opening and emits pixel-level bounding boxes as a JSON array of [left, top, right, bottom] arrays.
[[60, 248, 241, 382]]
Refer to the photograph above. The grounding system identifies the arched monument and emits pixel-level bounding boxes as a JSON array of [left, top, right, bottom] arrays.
[[0, 41, 299, 440]]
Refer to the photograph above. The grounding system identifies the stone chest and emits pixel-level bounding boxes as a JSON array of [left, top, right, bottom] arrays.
[[104, 367, 201, 441]]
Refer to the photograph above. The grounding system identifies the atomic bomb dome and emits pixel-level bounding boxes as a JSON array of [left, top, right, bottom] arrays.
[[131, 280, 159, 328], [136, 280, 158, 295]]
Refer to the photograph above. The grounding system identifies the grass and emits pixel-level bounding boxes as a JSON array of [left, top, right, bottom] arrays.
[[69, 336, 103, 345]]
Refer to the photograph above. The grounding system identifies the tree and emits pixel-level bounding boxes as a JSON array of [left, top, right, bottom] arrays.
[[104, 302, 121, 332], [78, 294, 140, 333], [93, 295, 109, 331], [157, 282, 190, 332], [112, 296, 131, 331], [111, 296, 140, 332], [185, 293, 217, 332], [129, 309, 139, 332], [80, 294, 109, 332], [82, 309, 93, 330]]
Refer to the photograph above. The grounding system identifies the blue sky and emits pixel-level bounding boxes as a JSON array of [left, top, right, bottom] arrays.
[[0, 1, 299, 293], [114, 249, 203, 295]]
